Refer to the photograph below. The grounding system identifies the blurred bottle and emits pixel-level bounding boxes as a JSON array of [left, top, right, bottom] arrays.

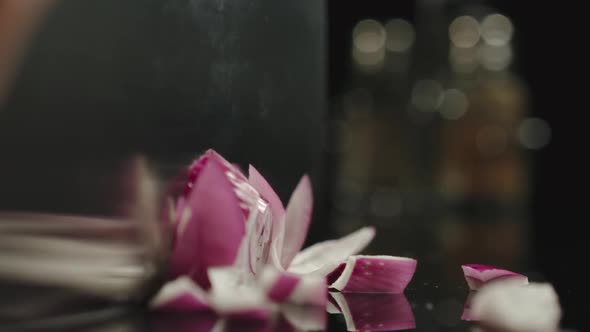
[[437, 2, 531, 277], [330, 8, 421, 257], [329, 0, 533, 284]]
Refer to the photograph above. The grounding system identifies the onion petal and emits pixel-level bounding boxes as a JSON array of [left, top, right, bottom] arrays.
[[207, 267, 275, 321], [258, 267, 327, 306], [329, 255, 417, 293], [470, 282, 561, 332], [248, 165, 286, 231], [248, 165, 287, 272], [461, 264, 528, 290], [157, 149, 424, 321], [280, 176, 313, 269], [288, 227, 375, 276], [168, 158, 246, 288]]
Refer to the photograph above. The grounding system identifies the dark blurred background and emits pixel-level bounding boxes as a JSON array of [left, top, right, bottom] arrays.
[[0, 0, 587, 330], [326, 0, 587, 329]]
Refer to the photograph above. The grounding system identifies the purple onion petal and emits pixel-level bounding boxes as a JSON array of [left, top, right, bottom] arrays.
[[280, 176, 314, 269], [168, 157, 246, 288], [330, 255, 417, 293], [461, 264, 528, 290], [248, 165, 287, 271], [150, 277, 210, 312], [207, 267, 277, 321], [331, 292, 416, 331], [288, 274, 328, 307], [288, 227, 375, 276], [248, 165, 286, 231], [260, 268, 300, 303], [258, 267, 327, 306]]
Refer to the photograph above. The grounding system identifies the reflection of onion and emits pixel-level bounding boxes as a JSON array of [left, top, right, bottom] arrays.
[[330, 292, 415, 331], [329, 255, 417, 293]]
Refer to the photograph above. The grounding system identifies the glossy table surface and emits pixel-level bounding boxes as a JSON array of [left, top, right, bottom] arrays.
[[0, 249, 583, 332], [0, 1, 585, 331]]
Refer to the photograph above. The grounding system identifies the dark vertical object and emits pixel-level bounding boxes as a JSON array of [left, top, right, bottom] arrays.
[[0, 0, 328, 235]]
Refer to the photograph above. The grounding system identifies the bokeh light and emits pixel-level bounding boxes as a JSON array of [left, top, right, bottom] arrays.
[[440, 89, 469, 120], [518, 118, 551, 149], [449, 16, 480, 49], [411, 80, 444, 112], [385, 19, 415, 53], [481, 14, 514, 46]]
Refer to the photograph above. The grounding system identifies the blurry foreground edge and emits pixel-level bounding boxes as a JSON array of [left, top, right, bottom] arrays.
[[0, 306, 141, 332]]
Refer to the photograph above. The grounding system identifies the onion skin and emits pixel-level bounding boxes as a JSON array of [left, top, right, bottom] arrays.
[[461, 264, 528, 290]]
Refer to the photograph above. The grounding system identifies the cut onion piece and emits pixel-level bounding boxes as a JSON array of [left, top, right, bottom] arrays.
[[280, 176, 313, 269], [248, 165, 289, 275], [168, 158, 246, 288], [259, 268, 299, 303], [150, 277, 210, 312], [269, 220, 286, 272], [470, 282, 561, 332], [329, 255, 417, 293], [248, 165, 286, 230], [288, 227, 375, 276], [248, 165, 286, 273], [330, 292, 415, 331], [234, 197, 272, 276], [258, 267, 327, 306], [461, 264, 528, 290], [207, 267, 275, 321], [169, 148, 278, 286]]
